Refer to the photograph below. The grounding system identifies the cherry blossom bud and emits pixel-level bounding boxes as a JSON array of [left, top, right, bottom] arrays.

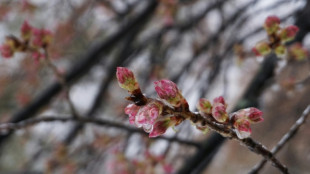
[[264, 16, 280, 35], [124, 104, 140, 124], [274, 45, 286, 56], [149, 117, 171, 137], [213, 96, 226, 107], [0, 37, 20, 58], [288, 43, 308, 61], [21, 20, 32, 40], [116, 67, 140, 92], [211, 96, 228, 122], [212, 104, 228, 122], [234, 119, 251, 139], [0, 42, 14, 58], [149, 116, 179, 138], [197, 98, 212, 114], [252, 42, 271, 56], [246, 107, 264, 123], [278, 25, 299, 43], [135, 101, 163, 132], [154, 79, 185, 107], [32, 28, 53, 48]]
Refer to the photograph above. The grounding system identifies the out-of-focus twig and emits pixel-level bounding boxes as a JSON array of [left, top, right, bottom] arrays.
[[43, 48, 80, 118], [249, 105, 310, 174], [0, 115, 201, 148]]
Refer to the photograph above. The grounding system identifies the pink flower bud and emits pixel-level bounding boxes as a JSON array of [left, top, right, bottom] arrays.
[[116, 67, 140, 92], [288, 43, 308, 61], [212, 104, 228, 122], [149, 118, 171, 138], [213, 96, 226, 107], [211, 96, 228, 122], [0, 43, 14, 58], [135, 101, 163, 132], [124, 104, 140, 124], [149, 116, 178, 138], [21, 20, 32, 40], [234, 119, 251, 139], [279, 25, 299, 43], [154, 79, 185, 107], [246, 107, 263, 123], [264, 16, 280, 35], [197, 98, 212, 114], [32, 28, 53, 48], [252, 42, 271, 56]]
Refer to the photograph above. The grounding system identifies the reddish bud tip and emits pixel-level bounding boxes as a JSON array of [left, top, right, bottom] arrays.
[[21, 20, 32, 40], [124, 104, 140, 125], [0, 43, 14, 58], [252, 42, 271, 57], [234, 119, 252, 139], [149, 118, 171, 138], [116, 67, 139, 92], [246, 107, 264, 123], [264, 16, 280, 35], [279, 25, 299, 43], [197, 98, 212, 114], [154, 79, 185, 107]]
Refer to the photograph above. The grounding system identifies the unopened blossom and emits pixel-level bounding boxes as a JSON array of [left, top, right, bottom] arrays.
[[230, 107, 263, 139], [21, 20, 32, 40], [246, 107, 264, 123], [149, 116, 177, 138], [252, 41, 271, 56], [211, 96, 228, 122], [0, 37, 19, 58], [116, 67, 140, 92], [124, 104, 140, 124], [32, 28, 53, 48], [274, 45, 286, 56], [154, 79, 185, 107], [135, 101, 163, 133], [0, 42, 14, 58], [197, 98, 212, 114], [278, 25, 299, 43], [264, 16, 280, 35], [234, 119, 251, 139], [288, 43, 308, 61]]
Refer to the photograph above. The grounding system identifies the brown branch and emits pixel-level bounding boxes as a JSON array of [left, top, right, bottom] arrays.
[[131, 93, 289, 174], [0, 115, 201, 148], [187, 112, 288, 174], [249, 105, 310, 174]]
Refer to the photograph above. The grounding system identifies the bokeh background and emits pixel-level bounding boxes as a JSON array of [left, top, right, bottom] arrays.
[[0, 0, 310, 173]]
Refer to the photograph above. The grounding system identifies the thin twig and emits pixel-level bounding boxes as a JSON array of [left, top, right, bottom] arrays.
[[249, 105, 310, 174], [0, 116, 201, 148], [43, 48, 80, 118]]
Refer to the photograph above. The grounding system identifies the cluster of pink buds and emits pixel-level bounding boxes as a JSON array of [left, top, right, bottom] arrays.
[[252, 15, 300, 57], [197, 96, 228, 123], [117, 67, 183, 137], [0, 20, 52, 61], [117, 67, 264, 139], [230, 108, 264, 139]]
